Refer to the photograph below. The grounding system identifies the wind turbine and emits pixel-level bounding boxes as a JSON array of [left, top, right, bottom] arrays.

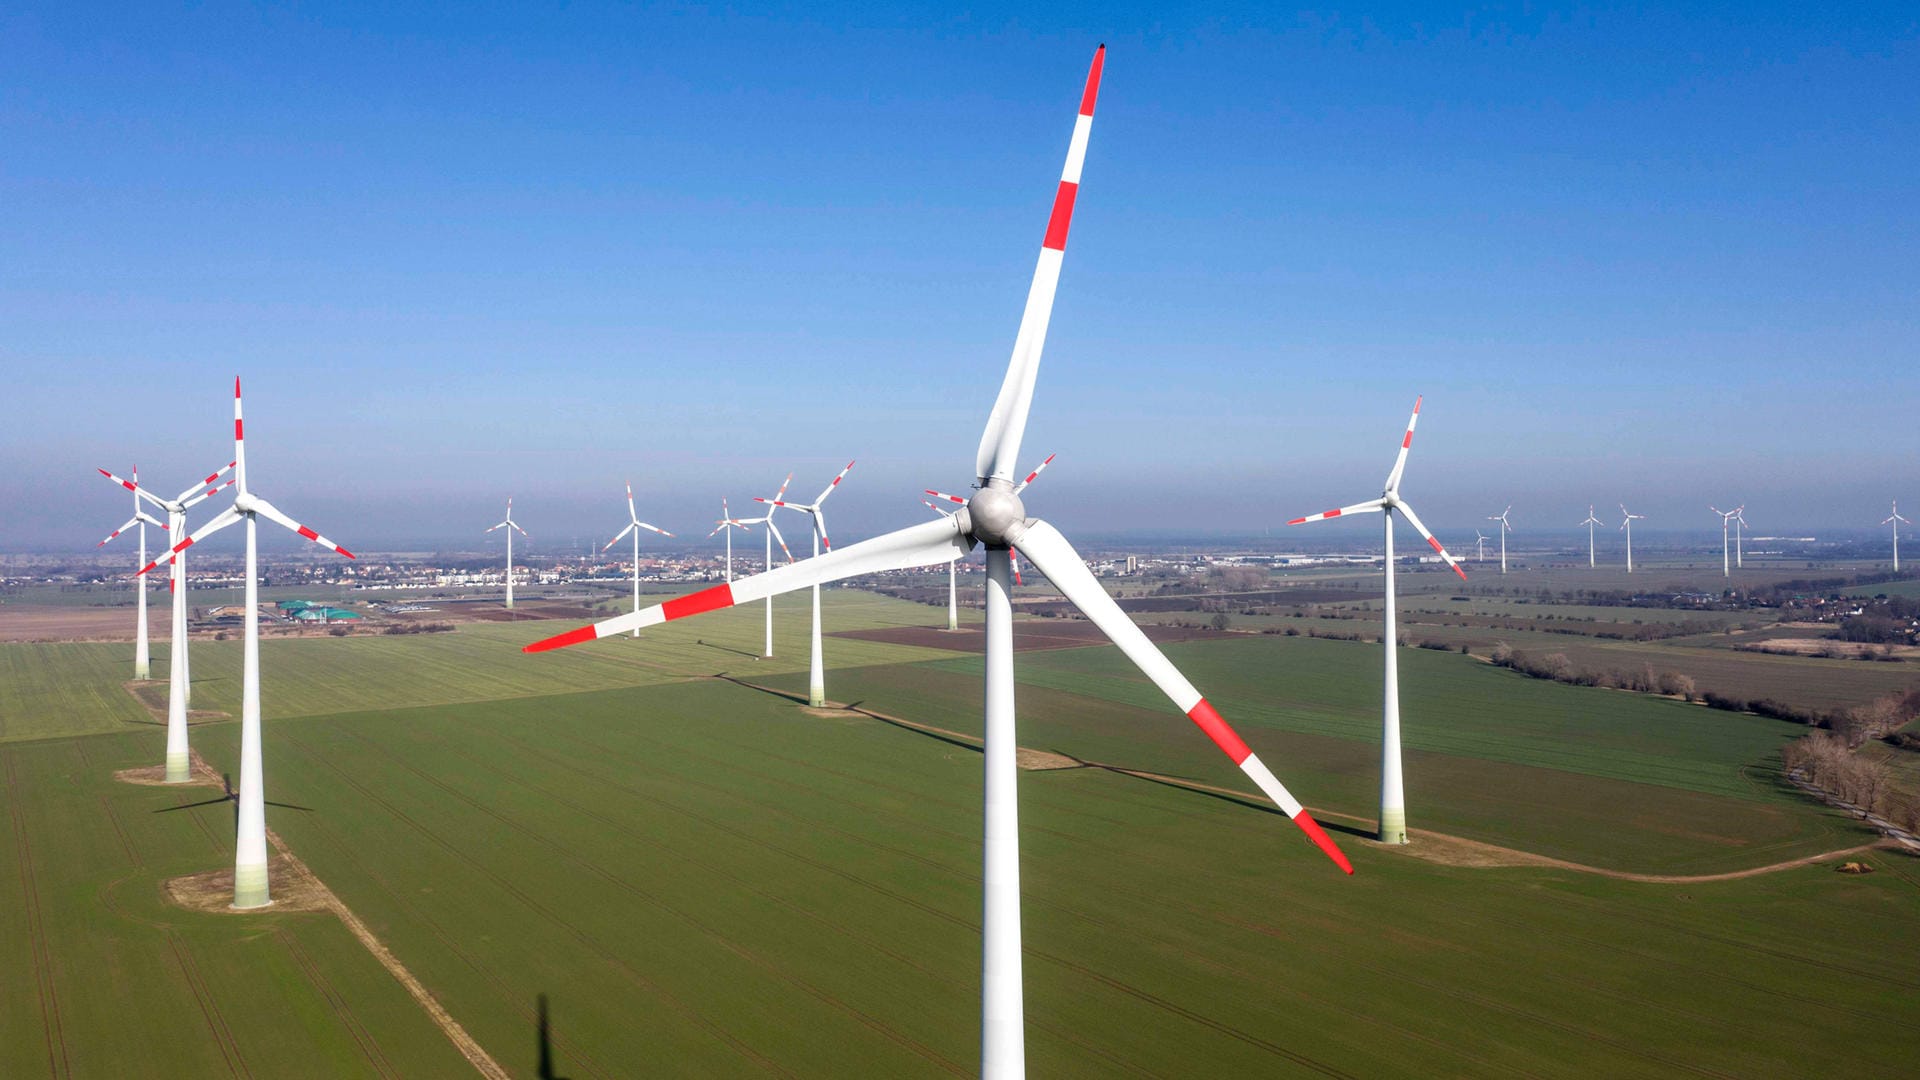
[[756, 461, 855, 707], [520, 46, 1349, 1077], [1734, 508, 1748, 568], [1578, 506, 1603, 568], [1620, 504, 1645, 573], [1710, 505, 1742, 577], [603, 482, 674, 638], [1287, 396, 1466, 845], [1487, 506, 1513, 573], [139, 379, 355, 908], [485, 499, 529, 608], [921, 499, 961, 630], [99, 463, 234, 781], [1885, 500, 1911, 572], [706, 497, 752, 582], [1474, 529, 1488, 563], [95, 465, 167, 680], [925, 453, 1055, 630], [735, 474, 797, 658]]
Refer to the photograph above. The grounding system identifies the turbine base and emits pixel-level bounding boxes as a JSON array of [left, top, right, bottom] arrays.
[[232, 862, 272, 909], [163, 752, 191, 785], [1378, 808, 1408, 845], [135, 661, 151, 680]]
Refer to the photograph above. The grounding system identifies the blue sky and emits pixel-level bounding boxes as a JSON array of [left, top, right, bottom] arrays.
[[6, 4, 1916, 553]]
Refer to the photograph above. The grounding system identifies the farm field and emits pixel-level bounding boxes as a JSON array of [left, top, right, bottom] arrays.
[[5, 588, 1919, 1076]]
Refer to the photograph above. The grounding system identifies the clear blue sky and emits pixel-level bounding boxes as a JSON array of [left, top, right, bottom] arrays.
[[6, 4, 1916, 553]]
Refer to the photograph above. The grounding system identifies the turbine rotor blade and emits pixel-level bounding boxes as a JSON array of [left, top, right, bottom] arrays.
[[525, 518, 973, 651], [97, 516, 142, 548], [925, 489, 968, 506], [1393, 500, 1467, 581], [250, 497, 356, 559], [1287, 498, 1386, 526], [636, 522, 673, 537], [816, 460, 855, 505], [1009, 519, 1352, 874], [1382, 395, 1421, 492], [175, 462, 236, 505], [974, 46, 1105, 485], [605, 523, 636, 550], [139, 506, 243, 576], [1013, 453, 1057, 494]]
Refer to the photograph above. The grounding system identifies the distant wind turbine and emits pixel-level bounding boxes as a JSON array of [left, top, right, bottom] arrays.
[[1885, 500, 1911, 572], [1710, 505, 1742, 577], [707, 497, 752, 582], [1620, 504, 1645, 573], [94, 465, 167, 681], [757, 461, 856, 707], [485, 499, 529, 609], [1474, 529, 1488, 563], [603, 482, 673, 638], [1578, 505, 1603, 569], [1487, 506, 1513, 573], [1734, 508, 1749, 568]]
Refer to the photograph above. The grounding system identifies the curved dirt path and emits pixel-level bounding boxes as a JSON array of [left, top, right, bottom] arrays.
[[714, 676, 1899, 885]]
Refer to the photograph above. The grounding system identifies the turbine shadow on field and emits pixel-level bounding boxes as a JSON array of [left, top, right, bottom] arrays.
[[152, 774, 315, 815], [695, 638, 761, 659], [536, 993, 570, 1080]]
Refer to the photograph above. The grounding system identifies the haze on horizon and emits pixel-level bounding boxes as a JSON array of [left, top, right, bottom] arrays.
[[4, 4, 1915, 555]]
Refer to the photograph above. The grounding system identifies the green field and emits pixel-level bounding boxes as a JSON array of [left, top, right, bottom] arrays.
[[4, 588, 1919, 1077]]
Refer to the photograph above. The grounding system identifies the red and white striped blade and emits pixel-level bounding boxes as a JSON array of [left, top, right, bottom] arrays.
[[139, 512, 168, 529], [511, 522, 530, 539], [1011, 549, 1023, 586], [1383, 395, 1422, 493], [138, 506, 243, 576], [1010, 518, 1352, 874], [485, 521, 510, 534], [974, 45, 1105, 485], [99, 467, 168, 512], [1013, 452, 1056, 494], [770, 472, 793, 505], [232, 377, 247, 494], [604, 522, 636, 551], [637, 521, 673, 538], [182, 478, 236, 509], [97, 515, 142, 548], [1287, 498, 1386, 526], [925, 489, 967, 506], [625, 481, 637, 522], [1394, 500, 1467, 581], [251, 497, 356, 560], [814, 508, 833, 552], [525, 517, 974, 652], [765, 517, 795, 564], [175, 461, 236, 504], [922, 499, 954, 518], [815, 460, 855, 505]]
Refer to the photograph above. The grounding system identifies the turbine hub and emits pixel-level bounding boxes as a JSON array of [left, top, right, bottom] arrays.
[[965, 485, 1027, 547], [233, 492, 258, 513]]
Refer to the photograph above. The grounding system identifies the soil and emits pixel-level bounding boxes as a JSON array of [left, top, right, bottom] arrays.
[[0, 604, 170, 643], [164, 856, 331, 914]]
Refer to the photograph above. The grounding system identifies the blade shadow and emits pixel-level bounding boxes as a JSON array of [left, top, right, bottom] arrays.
[[695, 638, 760, 659]]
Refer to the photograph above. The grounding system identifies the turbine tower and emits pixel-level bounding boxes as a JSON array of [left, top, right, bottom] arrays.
[[95, 465, 166, 680], [738, 474, 796, 657], [1288, 396, 1466, 845], [1884, 500, 1911, 572], [1735, 508, 1748, 568], [602, 482, 673, 638], [1487, 506, 1513, 573], [519, 47, 1349, 1077], [1620, 504, 1645, 573], [757, 461, 855, 707], [1578, 505, 1603, 568], [1474, 529, 1488, 563], [99, 463, 234, 781], [485, 499, 529, 608], [921, 499, 961, 630], [707, 497, 751, 582], [140, 379, 355, 908], [1710, 505, 1742, 577]]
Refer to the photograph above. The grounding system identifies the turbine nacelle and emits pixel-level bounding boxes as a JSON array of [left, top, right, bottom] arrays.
[[964, 485, 1028, 547]]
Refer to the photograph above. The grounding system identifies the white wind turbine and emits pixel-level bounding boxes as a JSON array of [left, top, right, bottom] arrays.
[[1287, 396, 1466, 845], [99, 462, 234, 781], [139, 378, 355, 908], [1578, 505, 1603, 568], [756, 461, 855, 707], [603, 482, 674, 638], [1474, 529, 1489, 563], [925, 453, 1055, 630], [1620, 504, 1645, 573], [520, 46, 1350, 1077], [94, 465, 167, 681], [1487, 506, 1513, 573], [920, 499, 962, 630], [736, 474, 797, 657], [706, 497, 752, 582], [1885, 500, 1911, 572], [485, 499, 529, 609], [1710, 504, 1742, 577]]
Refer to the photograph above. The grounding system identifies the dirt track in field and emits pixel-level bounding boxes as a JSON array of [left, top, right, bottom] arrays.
[[0, 604, 170, 643], [716, 675, 1900, 883], [136, 752, 511, 1080]]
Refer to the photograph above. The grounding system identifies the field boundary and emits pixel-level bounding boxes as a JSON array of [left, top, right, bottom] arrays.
[[711, 675, 1900, 882]]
